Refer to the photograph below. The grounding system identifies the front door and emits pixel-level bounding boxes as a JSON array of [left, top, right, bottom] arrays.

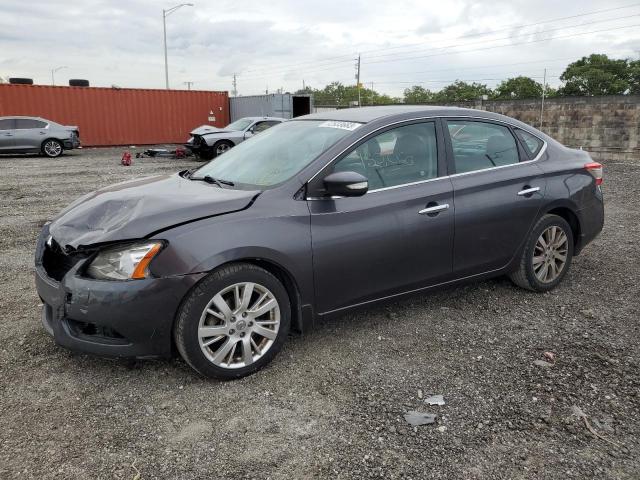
[[308, 120, 455, 314], [444, 119, 547, 277]]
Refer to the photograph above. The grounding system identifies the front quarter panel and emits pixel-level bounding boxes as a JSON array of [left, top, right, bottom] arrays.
[[148, 188, 314, 306]]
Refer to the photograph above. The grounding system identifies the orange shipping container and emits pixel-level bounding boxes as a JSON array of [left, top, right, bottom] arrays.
[[0, 84, 230, 147]]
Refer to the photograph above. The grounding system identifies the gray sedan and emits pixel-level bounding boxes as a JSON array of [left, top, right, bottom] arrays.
[[0, 116, 80, 157], [186, 116, 285, 160], [35, 106, 604, 380]]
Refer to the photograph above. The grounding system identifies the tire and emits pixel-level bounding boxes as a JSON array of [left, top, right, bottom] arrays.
[[41, 139, 64, 158], [509, 214, 574, 292], [174, 263, 291, 380], [9, 77, 33, 85], [212, 140, 233, 158], [69, 79, 90, 87]]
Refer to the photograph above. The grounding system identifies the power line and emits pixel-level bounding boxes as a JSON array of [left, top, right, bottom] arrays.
[[237, 20, 640, 81], [360, 13, 640, 64], [235, 2, 640, 76]]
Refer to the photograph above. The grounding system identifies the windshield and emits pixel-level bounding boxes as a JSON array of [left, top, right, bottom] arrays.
[[225, 118, 254, 131], [191, 120, 360, 188]]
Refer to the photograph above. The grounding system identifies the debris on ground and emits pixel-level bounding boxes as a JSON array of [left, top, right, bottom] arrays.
[[533, 360, 554, 368], [403, 411, 436, 426], [425, 394, 445, 406], [417, 389, 423, 399], [544, 351, 556, 363], [571, 405, 621, 447]]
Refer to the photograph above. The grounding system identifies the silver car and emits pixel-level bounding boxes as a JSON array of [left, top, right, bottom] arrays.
[[0, 116, 80, 158], [186, 116, 285, 161]]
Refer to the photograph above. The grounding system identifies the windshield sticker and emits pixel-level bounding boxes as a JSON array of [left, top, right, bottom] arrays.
[[318, 120, 362, 131]]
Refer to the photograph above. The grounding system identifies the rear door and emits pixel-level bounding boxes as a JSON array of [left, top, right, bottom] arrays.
[[444, 119, 547, 277], [308, 120, 454, 314], [13, 118, 49, 150], [0, 118, 16, 151]]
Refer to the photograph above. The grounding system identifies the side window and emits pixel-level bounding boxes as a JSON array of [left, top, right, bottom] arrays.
[[15, 119, 47, 129], [253, 121, 279, 133], [515, 129, 544, 158], [0, 119, 16, 130], [446, 121, 520, 174], [333, 122, 438, 190]]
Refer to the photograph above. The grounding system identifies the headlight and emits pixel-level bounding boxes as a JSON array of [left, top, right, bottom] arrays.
[[86, 242, 163, 280]]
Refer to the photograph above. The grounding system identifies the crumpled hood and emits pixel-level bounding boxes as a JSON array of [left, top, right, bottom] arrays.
[[190, 125, 229, 135], [49, 173, 259, 250]]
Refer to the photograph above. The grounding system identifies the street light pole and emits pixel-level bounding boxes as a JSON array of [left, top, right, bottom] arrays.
[[51, 66, 68, 86], [163, 3, 194, 89]]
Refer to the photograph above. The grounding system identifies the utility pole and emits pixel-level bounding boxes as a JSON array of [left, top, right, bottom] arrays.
[[51, 66, 68, 86], [183, 81, 193, 90], [232, 74, 238, 97], [540, 68, 547, 129], [370, 82, 374, 105], [302, 78, 306, 91], [163, 4, 194, 89], [355, 54, 361, 107]]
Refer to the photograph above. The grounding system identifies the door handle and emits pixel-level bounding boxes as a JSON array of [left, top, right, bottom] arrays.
[[517, 186, 540, 196], [419, 203, 449, 215], [3, 133, 12, 136]]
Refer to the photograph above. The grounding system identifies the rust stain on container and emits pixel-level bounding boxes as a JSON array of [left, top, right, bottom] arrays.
[[0, 84, 230, 147]]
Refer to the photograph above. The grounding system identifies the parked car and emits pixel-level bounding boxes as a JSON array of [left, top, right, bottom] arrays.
[[0, 116, 80, 157], [35, 106, 604, 379], [185, 116, 285, 160]]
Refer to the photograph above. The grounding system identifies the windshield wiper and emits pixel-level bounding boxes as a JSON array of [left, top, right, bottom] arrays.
[[190, 174, 235, 187]]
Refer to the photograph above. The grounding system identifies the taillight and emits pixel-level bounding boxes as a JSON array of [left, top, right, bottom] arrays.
[[584, 162, 603, 186]]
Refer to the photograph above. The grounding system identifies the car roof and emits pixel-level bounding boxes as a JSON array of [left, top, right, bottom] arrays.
[[0, 116, 47, 121], [296, 105, 518, 124], [240, 116, 286, 121]]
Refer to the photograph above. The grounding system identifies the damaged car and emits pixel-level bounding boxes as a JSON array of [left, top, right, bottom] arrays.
[[0, 116, 80, 157], [35, 106, 604, 379], [186, 116, 285, 160]]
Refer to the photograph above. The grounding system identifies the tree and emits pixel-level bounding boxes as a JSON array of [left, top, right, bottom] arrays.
[[493, 76, 543, 99], [629, 60, 640, 95], [559, 54, 629, 96], [295, 82, 397, 106], [433, 80, 492, 102], [403, 85, 434, 104]]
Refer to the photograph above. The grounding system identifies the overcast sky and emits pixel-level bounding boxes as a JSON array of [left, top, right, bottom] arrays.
[[1, 0, 640, 97]]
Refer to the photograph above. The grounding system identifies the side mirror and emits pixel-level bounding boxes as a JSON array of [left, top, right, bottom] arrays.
[[323, 171, 368, 197]]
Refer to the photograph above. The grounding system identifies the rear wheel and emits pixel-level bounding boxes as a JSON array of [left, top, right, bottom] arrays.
[[509, 214, 574, 292], [174, 263, 290, 379], [41, 139, 63, 158]]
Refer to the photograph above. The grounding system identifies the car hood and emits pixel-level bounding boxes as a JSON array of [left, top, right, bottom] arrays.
[[49, 173, 259, 251], [189, 125, 233, 136]]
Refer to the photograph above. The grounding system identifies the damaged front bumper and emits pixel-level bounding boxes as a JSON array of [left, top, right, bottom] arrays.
[[34, 226, 205, 359]]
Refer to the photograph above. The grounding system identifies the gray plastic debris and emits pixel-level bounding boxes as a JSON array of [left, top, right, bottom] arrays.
[[534, 360, 554, 368], [404, 411, 436, 426], [425, 394, 445, 406]]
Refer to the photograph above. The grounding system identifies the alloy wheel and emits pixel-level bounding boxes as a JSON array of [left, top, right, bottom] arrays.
[[532, 225, 569, 283], [216, 143, 231, 155], [198, 282, 280, 369], [44, 140, 62, 157]]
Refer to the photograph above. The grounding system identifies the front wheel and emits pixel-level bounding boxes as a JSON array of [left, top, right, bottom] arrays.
[[213, 140, 233, 157], [509, 214, 574, 292], [42, 139, 63, 158], [174, 263, 291, 379]]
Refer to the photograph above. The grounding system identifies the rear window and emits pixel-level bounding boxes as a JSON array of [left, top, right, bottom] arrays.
[[15, 119, 47, 129], [515, 129, 544, 158]]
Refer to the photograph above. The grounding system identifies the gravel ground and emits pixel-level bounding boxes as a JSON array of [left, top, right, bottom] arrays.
[[0, 147, 638, 479]]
